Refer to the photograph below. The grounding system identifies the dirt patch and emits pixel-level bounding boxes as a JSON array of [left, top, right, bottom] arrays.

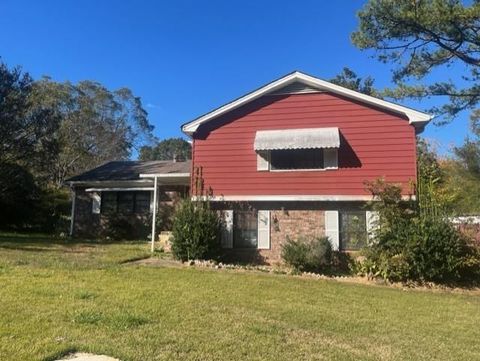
[[128, 256, 184, 268]]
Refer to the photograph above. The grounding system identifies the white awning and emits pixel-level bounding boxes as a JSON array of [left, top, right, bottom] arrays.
[[254, 127, 340, 150]]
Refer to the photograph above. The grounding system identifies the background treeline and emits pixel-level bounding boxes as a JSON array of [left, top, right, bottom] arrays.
[[0, 60, 155, 232]]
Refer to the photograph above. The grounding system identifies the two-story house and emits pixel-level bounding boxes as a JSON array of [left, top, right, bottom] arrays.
[[67, 71, 431, 263], [181, 71, 432, 263]]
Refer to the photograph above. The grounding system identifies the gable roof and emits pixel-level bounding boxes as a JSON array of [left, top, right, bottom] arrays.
[[66, 160, 191, 183], [181, 71, 433, 135]]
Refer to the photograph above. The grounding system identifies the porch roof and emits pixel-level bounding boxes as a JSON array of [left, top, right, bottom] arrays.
[[66, 160, 191, 184]]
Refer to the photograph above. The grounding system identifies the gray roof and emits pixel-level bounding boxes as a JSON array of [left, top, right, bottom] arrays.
[[66, 160, 191, 182]]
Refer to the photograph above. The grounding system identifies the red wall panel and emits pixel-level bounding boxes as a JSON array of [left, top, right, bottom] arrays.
[[192, 92, 417, 196]]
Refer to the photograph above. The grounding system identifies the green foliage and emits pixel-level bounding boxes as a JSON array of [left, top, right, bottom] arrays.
[[362, 177, 480, 283], [171, 198, 222, 261], [352, 0, 480, 124], [329, 67, 379, 96], [139, 137, 191, 161], [0, 163, 40, 229], [32, 78, 154, 186], [101, 214, 150, 241], [281, 236, 333, 273]]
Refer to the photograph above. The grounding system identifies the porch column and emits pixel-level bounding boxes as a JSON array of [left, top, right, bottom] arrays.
[[151, 176, 158, 253], [69, 187, 76, 237]]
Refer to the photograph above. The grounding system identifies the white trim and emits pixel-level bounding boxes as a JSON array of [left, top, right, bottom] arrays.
[[193, 195, 415, 202], [85, 187, 155, 192], [182, 71, 432, 135], [139, 173, 190, 178]]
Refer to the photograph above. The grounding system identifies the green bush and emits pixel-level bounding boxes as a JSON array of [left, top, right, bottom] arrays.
[[171, 198, 222, 261], [281, 236, 332, 273], [101, 214, 150, 240], [361, 179, 480, 283]]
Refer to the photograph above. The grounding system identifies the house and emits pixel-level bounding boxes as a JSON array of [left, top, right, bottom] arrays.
[[181, 71, 432, 263], [66, 160, 190, 239]]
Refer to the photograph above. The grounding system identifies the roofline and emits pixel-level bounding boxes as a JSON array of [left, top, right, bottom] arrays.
[[181, 71, 433, 135]]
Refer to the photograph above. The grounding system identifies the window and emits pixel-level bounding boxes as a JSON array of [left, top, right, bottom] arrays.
[[270, 149, 325, 170], [101, 192, 117, 213], [118, 192, 134, 213], [134, 192, 151, 213], [233, 210, 258, 248], [100, 191, 151, 214], [339, 211, 367, 250]]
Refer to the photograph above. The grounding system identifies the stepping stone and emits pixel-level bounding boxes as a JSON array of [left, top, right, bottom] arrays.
[[56, 352, 120, 361]]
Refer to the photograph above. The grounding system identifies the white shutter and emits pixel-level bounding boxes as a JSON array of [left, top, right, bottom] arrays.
[[257, 151, 270, 171], [323, 148, 338, 169], [150, 191, 155, 213], [221, 210, 233, 248], [257, 210, 270, 249], [366, 210, 379, 243], [325, 210, 339, 251], [92, 192, 101, 214]]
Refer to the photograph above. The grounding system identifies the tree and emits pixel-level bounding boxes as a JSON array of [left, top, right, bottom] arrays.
[[440, 119, 480, 214], [33, 78, 154, 186], [139, 137, 191, 161], [352, 0, 480, 124], [330, 67, 379, 96], [0, 62, 58, 169]]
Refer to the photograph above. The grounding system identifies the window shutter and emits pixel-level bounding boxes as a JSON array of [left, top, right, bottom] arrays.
[[323, 148, 338, 169], [92, 192, 101, 214], [257, 151, 270, 171], [257, 210, 270, 249], [325, 210, 339, 250], [221, 210, 233, 248], [366, 211, 379, 243]]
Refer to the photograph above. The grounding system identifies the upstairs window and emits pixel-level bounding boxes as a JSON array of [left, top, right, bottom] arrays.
[[270, 149, 324, 170]]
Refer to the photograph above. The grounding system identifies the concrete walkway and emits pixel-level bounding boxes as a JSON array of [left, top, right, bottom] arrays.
[[56, 353, 120, 361]]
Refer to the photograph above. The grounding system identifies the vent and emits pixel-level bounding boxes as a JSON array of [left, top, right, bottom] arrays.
[[270, 81, 323, 95]]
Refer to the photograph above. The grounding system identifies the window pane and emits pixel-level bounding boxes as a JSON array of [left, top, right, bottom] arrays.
[[340, 211, 367, 250], [270, 149, 324, 170], [134, 192, 151, 213], [234, 211, 258, 248], [101, 192, 117, 213], [118, 192, 134, 213]]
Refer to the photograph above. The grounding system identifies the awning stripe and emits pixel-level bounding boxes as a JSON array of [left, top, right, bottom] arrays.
[[254, 127, 340, 150]]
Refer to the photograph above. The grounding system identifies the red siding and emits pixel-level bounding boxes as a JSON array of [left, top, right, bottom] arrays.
[[192, 92, 417, 196]]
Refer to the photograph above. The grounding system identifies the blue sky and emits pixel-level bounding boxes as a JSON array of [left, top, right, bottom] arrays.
[[0, 0, 472, 156]]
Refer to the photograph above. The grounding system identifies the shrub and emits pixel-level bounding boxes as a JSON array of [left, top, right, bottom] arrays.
[[171, 198, 222, 261], [361, 179, 480, 283], [101, 214, 150, 240], [281, 236, 332, 273]]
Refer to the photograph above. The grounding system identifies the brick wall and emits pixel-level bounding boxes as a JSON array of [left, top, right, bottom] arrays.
[[264, 210, 325, 263], [72, 186, 184, 239]]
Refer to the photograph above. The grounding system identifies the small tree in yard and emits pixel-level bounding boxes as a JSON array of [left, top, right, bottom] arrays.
[[170, 167, 222, 261]]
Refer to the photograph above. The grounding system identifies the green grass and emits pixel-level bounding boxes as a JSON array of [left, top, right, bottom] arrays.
[[0, 234, 479, 361]]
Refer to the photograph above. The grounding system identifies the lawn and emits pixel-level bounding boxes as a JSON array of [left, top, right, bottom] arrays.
[[0, 234, 479, 361]]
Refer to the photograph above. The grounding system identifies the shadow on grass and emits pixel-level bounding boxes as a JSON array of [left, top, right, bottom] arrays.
[[0, 232, 146, 246]]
